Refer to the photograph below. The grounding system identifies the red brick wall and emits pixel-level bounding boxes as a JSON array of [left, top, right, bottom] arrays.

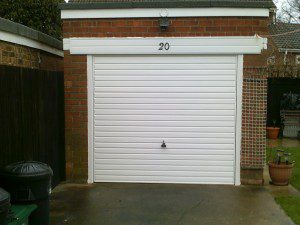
[[63, 17, 268, 38], [0, 40, 63, 71], [63, 16, 270, 184]]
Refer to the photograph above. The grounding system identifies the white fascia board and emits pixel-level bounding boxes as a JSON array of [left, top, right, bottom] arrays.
[[61, 8, 269, 19], [63, 36, 268, 55], [63, 38, 70, 51], [0, 30, 63, 57]]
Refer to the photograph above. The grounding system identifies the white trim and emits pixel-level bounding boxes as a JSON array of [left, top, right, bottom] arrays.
[[87, 55, 94, 184], [64, 36, 267, 55], [63, 39, 70, 51], [0, 30, 63, 57], [61, 8, 269, 19], [235, 55, 243, 186]]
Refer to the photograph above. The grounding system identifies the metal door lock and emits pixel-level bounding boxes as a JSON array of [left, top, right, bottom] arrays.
[[161, 140, 167, 148]]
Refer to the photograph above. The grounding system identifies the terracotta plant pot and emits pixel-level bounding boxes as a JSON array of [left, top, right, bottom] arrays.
[[266, 127, 280, 139], [268, 162, 294, 186]]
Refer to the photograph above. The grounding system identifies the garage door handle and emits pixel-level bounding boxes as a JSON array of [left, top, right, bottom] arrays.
[[161, 141, 167, 148]]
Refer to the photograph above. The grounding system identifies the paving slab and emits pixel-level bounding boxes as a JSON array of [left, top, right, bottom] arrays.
[[50, 183, 294, 225]]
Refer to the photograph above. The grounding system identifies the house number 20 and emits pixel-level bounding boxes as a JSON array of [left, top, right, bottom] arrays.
[[158, 42, 170, 51]]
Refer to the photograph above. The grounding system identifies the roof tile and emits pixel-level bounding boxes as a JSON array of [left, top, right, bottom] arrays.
[[269, 22, 300, 50]]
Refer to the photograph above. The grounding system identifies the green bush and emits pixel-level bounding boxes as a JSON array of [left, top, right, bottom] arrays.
[[0, 0, 64, 39]]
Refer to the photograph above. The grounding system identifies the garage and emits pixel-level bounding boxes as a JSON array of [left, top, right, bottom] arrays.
[[91, 55, 238, 184], [64, 34, 266, 185]]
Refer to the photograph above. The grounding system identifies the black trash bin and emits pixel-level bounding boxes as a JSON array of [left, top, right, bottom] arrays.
[[0, 188, 10, 225], [0, 162, 53, 225]]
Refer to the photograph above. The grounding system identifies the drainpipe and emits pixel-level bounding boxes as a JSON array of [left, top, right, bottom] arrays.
[[284, 49, 288, 65]]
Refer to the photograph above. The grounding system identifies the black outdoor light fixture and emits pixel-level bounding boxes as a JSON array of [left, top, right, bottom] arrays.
[[159, 9, 169, 31], [159, 17, 169, 31]]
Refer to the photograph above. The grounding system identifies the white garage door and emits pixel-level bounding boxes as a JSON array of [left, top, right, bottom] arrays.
[[92, 55, 237, 184]]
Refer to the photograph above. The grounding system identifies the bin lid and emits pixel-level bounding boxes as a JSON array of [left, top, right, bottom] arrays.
[[0, 161, 53, 180], [0, 188, 10, 205]]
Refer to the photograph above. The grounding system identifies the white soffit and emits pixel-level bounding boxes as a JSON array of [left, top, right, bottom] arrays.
[[0, 30, 63, 57], [61, 8, 269, 19], [63, 36, 268, 55]]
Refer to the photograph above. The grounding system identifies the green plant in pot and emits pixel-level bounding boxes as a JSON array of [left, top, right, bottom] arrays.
[[266, 120, 280, 139], [268, 149, 294, 186]]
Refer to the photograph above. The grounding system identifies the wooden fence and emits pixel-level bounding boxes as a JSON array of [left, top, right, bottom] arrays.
[[0, 65, 65, 186]]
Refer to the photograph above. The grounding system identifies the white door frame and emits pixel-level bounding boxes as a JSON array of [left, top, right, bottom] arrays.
[[79, 37, 265, 185]]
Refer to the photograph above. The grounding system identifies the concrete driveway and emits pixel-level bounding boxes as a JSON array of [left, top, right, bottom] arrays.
[[50, 183, 294, 225]]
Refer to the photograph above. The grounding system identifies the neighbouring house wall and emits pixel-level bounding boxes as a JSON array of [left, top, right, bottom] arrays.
[[0, 40, 63, 71], [63, 17, 270, 184]]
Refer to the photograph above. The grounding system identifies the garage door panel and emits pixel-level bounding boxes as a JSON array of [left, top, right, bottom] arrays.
[[95, 164, 234, 172], [93, 175, 234, 184], [94, 143, 234, 149], [94, 56, 236, 64], [94, 120, 234, 127], [95, 93, 236, 99], [93, 55, 237, 184], [94, 137, 234, 144], [94, 170, 233, 178], [95, 80, 235, 87], [94, 103, 235, 110], [94, 148, 234, 155], [95, 126, 235, 132], [94, 63, 236, 70], [95, 131, 234, 138], [94, 115, 235, 121], [94, 70, 236, 76], [95, 87, 235, 93], [94, 153, 234, 161], [95, 109, 235, 116], [95, 159, 234, 166], [94, 98, 235, 104], [95, 75, 236, 81]]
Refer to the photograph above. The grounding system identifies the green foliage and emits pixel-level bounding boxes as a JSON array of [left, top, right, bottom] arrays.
[[275, 196, 300, 225], [0, 0, 64, 39]]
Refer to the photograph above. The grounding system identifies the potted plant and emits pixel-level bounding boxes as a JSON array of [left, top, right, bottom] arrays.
[[269, 149, 294, 186], [266, 120, 280, 139]]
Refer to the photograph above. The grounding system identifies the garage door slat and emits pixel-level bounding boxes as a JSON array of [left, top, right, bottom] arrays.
[[94, 56, 236, 64], [95, 93, 235, 99], [94, 115, 235, 121], [94, 148, 234, 155], [95, 126, 235, 132], [95, 164, 234, 172], [93, 175, 234, 184], [95, 87, 235, 93], [94, 75, 236, 81], [94, 70, 236, 75], [94, 63, 236, 70], [94, 137, 234, 144], [95, 132, 234, 138], [95, 159, 233, 166]]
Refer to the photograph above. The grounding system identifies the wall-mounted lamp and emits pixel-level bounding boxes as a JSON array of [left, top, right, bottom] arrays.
[[159, 9, 169, 31], [159, 17, 169, 31]]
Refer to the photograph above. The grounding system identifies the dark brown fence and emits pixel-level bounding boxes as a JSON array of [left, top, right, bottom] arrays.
[[0, 65, 65, 187]]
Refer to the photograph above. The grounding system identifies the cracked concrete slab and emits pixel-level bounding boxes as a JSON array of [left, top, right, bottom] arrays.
[[50, 183, 294, 225]]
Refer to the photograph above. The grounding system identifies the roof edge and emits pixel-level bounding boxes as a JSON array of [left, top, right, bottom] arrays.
[[0, 18, 62, 50], [59, 1, 275, 10]]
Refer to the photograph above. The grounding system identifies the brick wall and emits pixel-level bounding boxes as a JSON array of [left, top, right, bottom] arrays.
[[0, 40, 63, 71], [63, 16, 270, 184]]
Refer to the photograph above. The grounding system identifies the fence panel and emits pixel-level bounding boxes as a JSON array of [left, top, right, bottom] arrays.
[[0, 65, 65, 186]]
